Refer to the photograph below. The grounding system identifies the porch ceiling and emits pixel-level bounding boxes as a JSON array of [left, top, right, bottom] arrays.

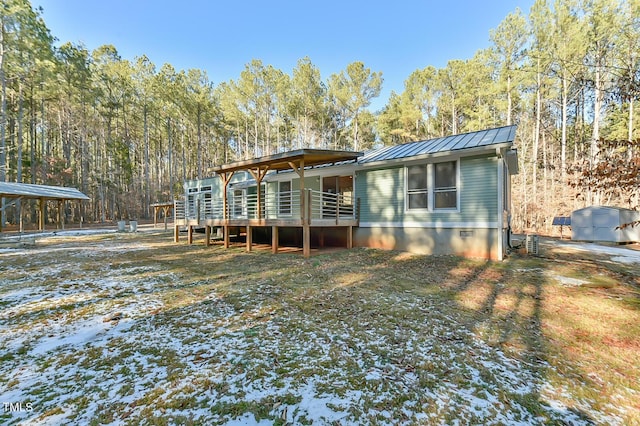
[[209, 149, 363, 175]]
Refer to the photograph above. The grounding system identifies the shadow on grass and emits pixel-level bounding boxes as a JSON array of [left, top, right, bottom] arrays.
[[5, 231, 636, 424]]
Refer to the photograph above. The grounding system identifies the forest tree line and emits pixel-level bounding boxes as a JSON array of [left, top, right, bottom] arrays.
[[0, 0, 638, 233]]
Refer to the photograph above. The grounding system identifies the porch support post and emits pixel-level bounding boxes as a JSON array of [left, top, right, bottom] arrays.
[[163, 206, 170, 231], [219, 172, 234, 252], [187, 225, 193, 245], [347, 226, 353, 249], [288, 159, 305, 222], [303, 224, 311, 258], [303, 188, 311, 258], [246, 225, 252, 252], [224, 225, 230, 248], [219, 172, 235, 222], [205, 225, 211, 246], [174, 224, 180, 242], [248, 166, 269, 220], [272, 226, 278, 254]]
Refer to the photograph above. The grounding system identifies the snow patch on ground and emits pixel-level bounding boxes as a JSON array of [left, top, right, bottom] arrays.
[[0, 232, 632, 425], [551, 241, 640, 264]]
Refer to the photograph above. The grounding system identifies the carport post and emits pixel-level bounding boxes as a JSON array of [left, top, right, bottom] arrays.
[[39, 197, 45, 231], [58, 200, 65, 230]]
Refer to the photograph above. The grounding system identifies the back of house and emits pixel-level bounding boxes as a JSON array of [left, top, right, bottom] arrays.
[[177, 125, 519, 260], [353, 125, 518, 260]]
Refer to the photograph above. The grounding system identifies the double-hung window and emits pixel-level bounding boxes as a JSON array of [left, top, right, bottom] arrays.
[[407, 164, 428, 209], [406, 160, 458, 210], [434, 161, 457, 209]]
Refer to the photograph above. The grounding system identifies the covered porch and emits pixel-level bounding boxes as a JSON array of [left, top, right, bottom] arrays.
[[175, 149, 362, 257]]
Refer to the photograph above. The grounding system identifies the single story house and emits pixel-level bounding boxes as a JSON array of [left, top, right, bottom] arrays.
[[175, 125, 519, 260]]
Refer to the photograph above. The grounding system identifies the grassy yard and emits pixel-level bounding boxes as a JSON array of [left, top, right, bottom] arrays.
[[0, 229, 638, 425]]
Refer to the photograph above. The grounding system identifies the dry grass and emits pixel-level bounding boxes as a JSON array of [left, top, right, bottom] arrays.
[[0, 229, 638, 425]]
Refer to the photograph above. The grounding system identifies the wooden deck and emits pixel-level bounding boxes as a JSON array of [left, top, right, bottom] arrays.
[[174, 189, 359, 257], [174, 149, 363, 257]]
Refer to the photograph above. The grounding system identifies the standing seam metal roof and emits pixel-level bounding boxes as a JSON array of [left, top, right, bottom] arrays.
[[0, 182, 90, 200], [359, 125, 516, 164]]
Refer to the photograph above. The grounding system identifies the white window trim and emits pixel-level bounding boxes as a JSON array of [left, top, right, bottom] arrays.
[[405, 159, 460, 213]]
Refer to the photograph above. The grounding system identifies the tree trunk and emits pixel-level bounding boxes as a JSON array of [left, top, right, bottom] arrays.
[[507, 74, 512, 126], [168, 117, 173, 200], [533, 59, 541, 203], [197, 106, 202, 179], [17, 80, 23, 183], [0, 18, 6, 227], [629, 97, 634, 143], [561, 74, 568, 183], [144, 105, 150, 214]]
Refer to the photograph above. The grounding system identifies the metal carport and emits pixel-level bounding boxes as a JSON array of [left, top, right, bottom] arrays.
[[0, 182, 90, 233]]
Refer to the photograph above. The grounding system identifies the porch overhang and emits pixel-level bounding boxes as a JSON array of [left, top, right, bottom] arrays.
[[209, 149, 362, 175]]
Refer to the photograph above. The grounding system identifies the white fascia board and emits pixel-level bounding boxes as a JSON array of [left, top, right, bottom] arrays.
[[359, 221, 499, 229], [265, 163, 358, 182]]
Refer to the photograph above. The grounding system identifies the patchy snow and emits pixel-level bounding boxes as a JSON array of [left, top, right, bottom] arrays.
[[0, 232, 633, 425], [550, 240, 640, 264], [545, 272, 590, 287]]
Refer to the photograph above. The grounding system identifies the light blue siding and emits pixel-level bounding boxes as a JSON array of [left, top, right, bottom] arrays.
[[356, 156, 498, 223], [356, 167, 404, 223]]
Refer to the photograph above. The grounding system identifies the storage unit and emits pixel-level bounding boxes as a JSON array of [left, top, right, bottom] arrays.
[[571, 206, 640, 243]]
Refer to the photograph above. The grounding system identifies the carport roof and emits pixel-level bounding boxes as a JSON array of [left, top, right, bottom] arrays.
[[0, 182, 90, 201]]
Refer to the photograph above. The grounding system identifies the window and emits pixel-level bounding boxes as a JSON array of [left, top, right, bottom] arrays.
[[279, 181, 292, 215], [232, 189, 245, 218], [407, 164, 428, 209], [434, 161, 457, 209], [406, 161, 458, 210]]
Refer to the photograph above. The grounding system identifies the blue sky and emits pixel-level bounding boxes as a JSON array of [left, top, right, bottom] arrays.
[[35, 0, 534, 111]]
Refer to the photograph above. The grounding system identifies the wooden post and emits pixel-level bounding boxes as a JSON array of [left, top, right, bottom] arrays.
[[347, 226, 353, 249], [205, 225, 211, 246], [19, 198, 24, 233], [246, 225, 252, 252], [303, 189, 311, 258], [59, 200, 65, 230], [174, 225, 180, 242], [248, 166, 268, 220], [163, 206, 169, 231], [288, 159, 305, 222], [272, 226, 278, 254], [39, 197, 45, 231], [224, 225, 230, 248], [188, 225, 193, 244], [303, 224, 310, 258]]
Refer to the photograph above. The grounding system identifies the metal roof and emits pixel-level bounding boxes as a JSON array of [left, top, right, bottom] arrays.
[[0, 182, 90, 201], [210, 149, 363, 174], [359, 125, 517, 164]]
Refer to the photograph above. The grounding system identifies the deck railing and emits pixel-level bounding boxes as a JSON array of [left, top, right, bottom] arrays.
[[175, 189, 359, 223]]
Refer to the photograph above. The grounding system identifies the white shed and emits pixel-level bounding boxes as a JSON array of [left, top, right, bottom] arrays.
[[571, 206, 640, 243]]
